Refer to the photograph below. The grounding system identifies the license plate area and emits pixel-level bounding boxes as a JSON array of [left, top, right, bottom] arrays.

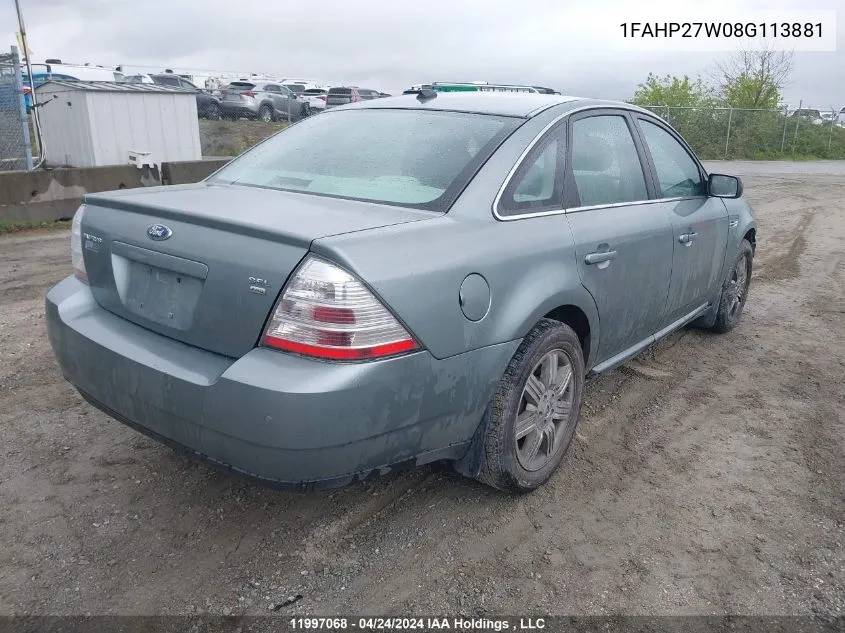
[[123, 263, 202, 329], [110, 242, 207, 331]]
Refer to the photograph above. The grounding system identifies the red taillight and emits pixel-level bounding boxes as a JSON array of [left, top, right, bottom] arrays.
[[242, 91, 255, 97], [261, 256, 418, 361], [70, 206, 89, 284], [351, 94, 359, 102], [22, 86, 31, 95], [318, 95, 326, 101]]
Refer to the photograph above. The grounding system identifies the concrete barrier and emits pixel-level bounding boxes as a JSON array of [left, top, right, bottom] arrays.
[[161, 157, 231, 185], [0, 157, 233, 224]]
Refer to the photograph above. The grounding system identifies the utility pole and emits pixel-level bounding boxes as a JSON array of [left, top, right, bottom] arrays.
[[14, 0, 43, 165]]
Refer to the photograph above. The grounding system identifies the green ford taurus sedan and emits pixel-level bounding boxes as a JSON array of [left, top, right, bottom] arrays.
[[46, 90, 757, 493]]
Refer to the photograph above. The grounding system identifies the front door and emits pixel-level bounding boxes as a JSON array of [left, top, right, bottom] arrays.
[[634, 117, 730, 326], [564, 111, 674, 364]]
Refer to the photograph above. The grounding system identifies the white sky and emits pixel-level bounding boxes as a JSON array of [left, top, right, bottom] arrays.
[[2, 0, 842, 108]]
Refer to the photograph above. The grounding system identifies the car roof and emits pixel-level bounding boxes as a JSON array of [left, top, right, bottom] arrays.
[[337, 92, 643, 118]]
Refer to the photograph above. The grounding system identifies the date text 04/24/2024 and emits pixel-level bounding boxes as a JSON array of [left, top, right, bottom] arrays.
[[288, 617, 548, 630]]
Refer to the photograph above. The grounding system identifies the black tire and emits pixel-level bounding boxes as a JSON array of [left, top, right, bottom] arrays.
[[206, 102, 220, 121], [301, 103, 311, 118], [258, 105, 274, 123], [711, 239, 754, 333], [475, 319, 585, 493]]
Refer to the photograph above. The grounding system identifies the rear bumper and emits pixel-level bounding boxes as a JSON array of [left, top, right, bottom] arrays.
[[46, 277, 518, 489]]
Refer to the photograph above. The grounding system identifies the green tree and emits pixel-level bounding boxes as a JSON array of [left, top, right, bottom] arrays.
[[723, 73, 780, 109], [630, 73, 711, 107], [715, 46, 793, 109]]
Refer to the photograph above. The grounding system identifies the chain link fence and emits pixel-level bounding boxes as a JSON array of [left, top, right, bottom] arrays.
[[642, 104, 845, 160], [0, 46, 33, 170]]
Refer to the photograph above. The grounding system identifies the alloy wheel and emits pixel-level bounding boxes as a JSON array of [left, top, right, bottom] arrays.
[[514, 349, 576, 472]]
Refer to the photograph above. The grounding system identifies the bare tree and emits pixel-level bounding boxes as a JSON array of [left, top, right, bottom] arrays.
[[713, 43, 794, 108]]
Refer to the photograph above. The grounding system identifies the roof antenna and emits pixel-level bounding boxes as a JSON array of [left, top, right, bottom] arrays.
[[416, 88, 437, 101]]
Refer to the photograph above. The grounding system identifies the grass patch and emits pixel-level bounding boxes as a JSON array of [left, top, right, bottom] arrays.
[[0, 219, 71, 235], [199, 119, 288, 157]]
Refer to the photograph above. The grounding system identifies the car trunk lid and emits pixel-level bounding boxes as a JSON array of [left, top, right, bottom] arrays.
[[222, 81, 256, 103], [80, 183, 433, 358]]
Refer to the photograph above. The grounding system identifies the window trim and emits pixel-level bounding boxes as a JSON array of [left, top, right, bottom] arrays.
[[564, 108, 657, 210], [493, 104, 706, 221], [632, 114, 709, 199]]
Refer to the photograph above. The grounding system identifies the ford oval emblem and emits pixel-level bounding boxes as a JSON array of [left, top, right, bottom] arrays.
[[147, 224, 172, 241]]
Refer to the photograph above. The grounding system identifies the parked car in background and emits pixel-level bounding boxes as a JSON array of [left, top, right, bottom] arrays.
[[789, 108, 823, 125], [147, 73, 222, 120], [301, 87, 329, 112], [282, 82, 326, 114], [357, 89, 383, 100], [48, 92, 757, 493], [325, 86, 361, 108], [533, 86, 561, 95], [221, 81, 308, 121]]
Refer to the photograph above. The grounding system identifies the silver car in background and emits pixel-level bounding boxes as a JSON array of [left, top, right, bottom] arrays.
[[221, 81, 309, 122]]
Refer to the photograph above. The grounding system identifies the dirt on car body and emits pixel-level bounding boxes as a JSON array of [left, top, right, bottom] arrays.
[[0, 162, 842, 617]]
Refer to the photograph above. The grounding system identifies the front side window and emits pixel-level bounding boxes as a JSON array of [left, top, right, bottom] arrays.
[[209, 109, 519, 211], [571, 115, 648, 207], [638, 119, 705, 198]]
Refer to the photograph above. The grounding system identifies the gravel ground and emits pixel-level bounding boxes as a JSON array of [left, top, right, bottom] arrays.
[[0, 162, 842, 618]]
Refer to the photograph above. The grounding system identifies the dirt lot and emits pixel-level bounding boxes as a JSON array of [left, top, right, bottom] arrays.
[[0, 162, 842, 618]]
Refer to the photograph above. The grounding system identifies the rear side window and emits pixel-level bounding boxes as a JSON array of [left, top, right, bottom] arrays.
[[210, 109, 519, 211], [570, 115, 648, 207], [498, 131, 562, 216], [638, 119, 705, 198], [228, 82, 256, 90], [329, 88, 352, 95]]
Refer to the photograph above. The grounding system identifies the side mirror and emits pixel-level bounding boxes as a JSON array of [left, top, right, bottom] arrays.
[[708, 173, 743, 199]]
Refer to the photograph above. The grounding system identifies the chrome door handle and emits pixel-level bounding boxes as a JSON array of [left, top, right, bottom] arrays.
[[585, 250, 617, 265], [678, 232, 698, 244], [729, 219, 739, 228]]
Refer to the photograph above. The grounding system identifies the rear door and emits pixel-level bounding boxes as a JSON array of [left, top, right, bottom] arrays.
[[261, 84, 284, 114], [633, 116, 730, 327], [278, 85, 298, 117], [564, 110, 674, 364]]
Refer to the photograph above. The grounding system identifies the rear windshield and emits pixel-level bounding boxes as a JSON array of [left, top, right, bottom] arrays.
[[228, 82, 255, 90], [328, 88, 352, 94], [209, 109, 519, 211], [304, 88, 326, 95]]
